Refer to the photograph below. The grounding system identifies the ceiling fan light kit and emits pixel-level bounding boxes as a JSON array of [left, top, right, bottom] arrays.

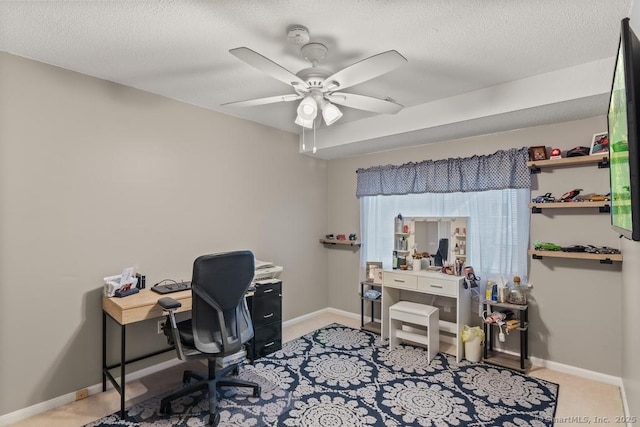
[[295, 114, 314, 129], [321, 101, 343, 125], [297, 96, 318, 120], [223, 26, 408, 136]]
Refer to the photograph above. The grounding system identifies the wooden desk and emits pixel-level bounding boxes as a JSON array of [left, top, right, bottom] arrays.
[[102, 288, 191, 418], [102, 287, 262, 418], [381, 269, 471, 362]]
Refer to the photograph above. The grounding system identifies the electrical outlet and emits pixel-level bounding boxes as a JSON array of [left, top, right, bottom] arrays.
[[443, 306, 451, 313], [75, 388, 89, 401], [157, 320, 165, 334]]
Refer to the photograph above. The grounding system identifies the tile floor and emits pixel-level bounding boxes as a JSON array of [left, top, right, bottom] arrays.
[[10, 312, 625, 426]]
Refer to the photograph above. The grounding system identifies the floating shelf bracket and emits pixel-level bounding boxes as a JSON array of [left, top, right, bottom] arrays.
[[599, 258, 613, 264], [532, 253, 543, 260], [598, 158, 610, 169]]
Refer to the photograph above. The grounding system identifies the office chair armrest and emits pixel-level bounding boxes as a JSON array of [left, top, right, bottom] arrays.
[[158, 297, 182, 311], [157, 297, 188, 358]]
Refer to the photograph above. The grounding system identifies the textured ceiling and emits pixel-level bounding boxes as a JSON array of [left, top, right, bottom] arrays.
[[0, 1, 633, 158]]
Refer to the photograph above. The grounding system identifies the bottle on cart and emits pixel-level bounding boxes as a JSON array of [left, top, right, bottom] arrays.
[[507, 276, 527, 305]]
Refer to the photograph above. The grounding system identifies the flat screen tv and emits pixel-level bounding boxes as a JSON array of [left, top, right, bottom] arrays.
[[608, 18, 640, 241]]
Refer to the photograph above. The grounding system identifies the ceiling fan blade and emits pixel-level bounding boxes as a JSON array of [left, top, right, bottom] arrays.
[[230, 47, 309, 90], [326, 92, 404, 114], [321, 50, 407, 91], [221, 94, 303, 108]]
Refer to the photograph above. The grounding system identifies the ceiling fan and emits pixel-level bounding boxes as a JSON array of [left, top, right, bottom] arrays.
[[222, 29, 407, 130]]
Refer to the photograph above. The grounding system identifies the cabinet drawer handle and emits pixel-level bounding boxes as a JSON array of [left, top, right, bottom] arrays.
[[263, 289, 274, 293], [263, 313, 274, 318], [393, 279, 405, 283], [430, 284, 443, 288], [264, 341, 275, 347]]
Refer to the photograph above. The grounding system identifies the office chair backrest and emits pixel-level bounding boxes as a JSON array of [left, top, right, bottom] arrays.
[[434, 238, 449, 267], [191, 251, 255, 355]]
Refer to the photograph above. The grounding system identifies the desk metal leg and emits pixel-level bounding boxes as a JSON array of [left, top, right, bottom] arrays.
[[102, 312, 107, 392], [360, 284, 364, 329], [120, 324, 126, 418]]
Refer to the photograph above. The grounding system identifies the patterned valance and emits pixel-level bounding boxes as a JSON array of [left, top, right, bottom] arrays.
[[356, 147, 531, 198]]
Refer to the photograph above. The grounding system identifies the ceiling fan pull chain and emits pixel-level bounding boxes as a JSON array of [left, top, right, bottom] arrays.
[[313, 119, 317, 154]]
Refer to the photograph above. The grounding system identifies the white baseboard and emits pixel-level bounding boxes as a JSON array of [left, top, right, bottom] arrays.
[[528, 355, 623, 387], [1, 307, 630, 425], [325, 307, 361, 320], [0, 357, 184, 427], [281, 307, 331, 328], [621, 382, 631, 427]]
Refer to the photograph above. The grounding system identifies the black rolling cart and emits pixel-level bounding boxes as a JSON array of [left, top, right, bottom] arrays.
[[482, 300, 530, 372], [360, 281, 381, 334]]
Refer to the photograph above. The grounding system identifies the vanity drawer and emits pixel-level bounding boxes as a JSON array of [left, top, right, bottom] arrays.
[[383, 272, 417, 290], [417, 276, 458, 297]]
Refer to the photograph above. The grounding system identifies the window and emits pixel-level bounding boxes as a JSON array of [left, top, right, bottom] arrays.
[[360, 188, 530, 281]]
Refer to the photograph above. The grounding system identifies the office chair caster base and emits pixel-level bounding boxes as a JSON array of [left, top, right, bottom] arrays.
[[209, 412, 220, 426], [159, 402, 172, 415], [182, 371, 191, 385]]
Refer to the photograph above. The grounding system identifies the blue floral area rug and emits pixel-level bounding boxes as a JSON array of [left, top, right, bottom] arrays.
[[86, 324, 559, 426]]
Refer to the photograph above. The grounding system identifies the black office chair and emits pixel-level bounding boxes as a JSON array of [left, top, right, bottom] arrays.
[[434, 238, 449, 266], [157, 251, 260, 426]]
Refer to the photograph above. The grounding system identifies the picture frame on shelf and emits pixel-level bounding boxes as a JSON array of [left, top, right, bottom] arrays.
[[372, 267, 384, 284], [590, 132, 609, 155], [365, 261, 383, 283], [528, 146, 548, 161]]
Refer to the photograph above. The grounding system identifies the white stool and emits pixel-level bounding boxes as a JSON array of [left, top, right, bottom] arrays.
[[389, 301, 439, 363]]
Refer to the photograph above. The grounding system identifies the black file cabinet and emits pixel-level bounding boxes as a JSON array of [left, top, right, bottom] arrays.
[[247, 280, 282, 361]]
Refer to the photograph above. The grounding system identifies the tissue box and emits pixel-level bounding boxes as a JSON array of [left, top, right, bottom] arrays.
[[103, 274, 138, 297]]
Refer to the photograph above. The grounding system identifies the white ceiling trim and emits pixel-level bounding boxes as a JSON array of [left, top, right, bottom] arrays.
[[307, 58, 614, 159]]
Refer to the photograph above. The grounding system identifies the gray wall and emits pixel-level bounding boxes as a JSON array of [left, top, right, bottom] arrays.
[[327, 117, 624, 376], [0, 52, 328, 416]]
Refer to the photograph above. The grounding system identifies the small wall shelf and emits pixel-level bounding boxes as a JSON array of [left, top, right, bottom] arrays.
[[527, 153, 608, 173], [528, 249, 622, 263], [529, 201, 610, 214], [319, 238, 361, 247]]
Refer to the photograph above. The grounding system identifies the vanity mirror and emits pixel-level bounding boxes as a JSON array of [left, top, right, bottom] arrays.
[[393, 216, 468, 271]]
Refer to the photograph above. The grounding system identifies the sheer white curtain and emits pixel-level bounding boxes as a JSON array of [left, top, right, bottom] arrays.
[[360, 189, 530, 281]]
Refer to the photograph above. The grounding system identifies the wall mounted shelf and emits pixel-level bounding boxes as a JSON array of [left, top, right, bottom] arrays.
[[319, 238, 361, 247], [528, 249, 622, 264], [529, 201, 610, 214], [527, 153, 608, 173]]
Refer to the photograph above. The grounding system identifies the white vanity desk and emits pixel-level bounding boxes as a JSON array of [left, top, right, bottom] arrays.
[[381, 269, 471, 362]]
